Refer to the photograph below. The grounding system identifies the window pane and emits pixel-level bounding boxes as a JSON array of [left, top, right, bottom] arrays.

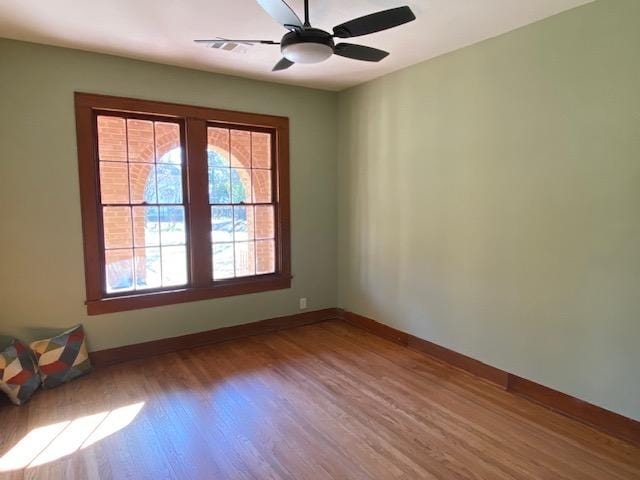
[[159, 206, 185, 246], [251, 132, 271, 169], [231, 168, 251, 204], [208, 167, 231, 204], [235, 242, 256, 277], [95, 117, 280, 290], [252, 169, 272, 203], [100, 117, 186, 292], [105, 249, 134, 293], [212, 243, 234, 280], [155, 122, 181, 164], [233, 206, 255, 241], [132, 206, 160, 247], [97, 116, 126, 162], [156, 164, 183, 204], [100, 162, 129, 204], [256, 240, 275, 275], [134, 247, 162, 290], [230, 130, 251, 168], [129, 163, 157, 204], [211, 206, 233, 243], [127, 119, 155, 163], [255, 205, 274, 240], [208, 128, 230, 167], [161, 246, 187, 287], [103, 207, 132, 249]]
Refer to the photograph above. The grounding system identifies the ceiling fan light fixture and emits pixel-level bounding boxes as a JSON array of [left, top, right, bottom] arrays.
[[280, 28, 334, 64], [282, 42, 333, 64]]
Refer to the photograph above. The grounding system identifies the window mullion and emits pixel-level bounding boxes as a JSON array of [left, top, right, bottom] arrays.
[[185, 117, 212, 287]]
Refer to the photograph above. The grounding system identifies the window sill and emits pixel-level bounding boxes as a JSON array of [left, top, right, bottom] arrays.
[[86, 274, 292, 315]]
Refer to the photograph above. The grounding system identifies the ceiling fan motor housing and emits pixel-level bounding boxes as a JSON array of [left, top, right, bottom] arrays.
[[281, 28, 335, 64]]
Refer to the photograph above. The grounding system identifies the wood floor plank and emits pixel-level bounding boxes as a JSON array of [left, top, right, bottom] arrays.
[[222, 339, 413, 480], [1, 320, 638, 479]]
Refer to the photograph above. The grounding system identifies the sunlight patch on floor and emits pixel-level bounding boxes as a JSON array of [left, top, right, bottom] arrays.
[[81, 402, 144, 449], [0, 402, 144, 472], [0, 421, 70, 472]]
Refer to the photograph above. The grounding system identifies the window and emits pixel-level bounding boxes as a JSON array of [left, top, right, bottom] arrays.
[[75, 93, 291, 314], [97, 116, 187, 293], [207, 127, 276, 279]]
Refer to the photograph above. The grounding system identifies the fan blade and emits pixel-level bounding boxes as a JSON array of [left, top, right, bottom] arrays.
[[256, 0, 303, 30], [334, 43, 389, 62], [194, 39, 279, 45], [333, 6, 415, 38], [273, 58, 294, 71]]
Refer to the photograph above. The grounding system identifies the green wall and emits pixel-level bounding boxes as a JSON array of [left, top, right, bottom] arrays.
[[0, 39, 338, 351], [337, 0, 640, 421]]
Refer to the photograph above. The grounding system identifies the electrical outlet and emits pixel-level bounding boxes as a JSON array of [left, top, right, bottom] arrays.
[[299, 297, 307, 310]]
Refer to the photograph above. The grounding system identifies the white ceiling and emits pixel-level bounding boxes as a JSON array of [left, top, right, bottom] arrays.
[[0, 0, 592, 91]]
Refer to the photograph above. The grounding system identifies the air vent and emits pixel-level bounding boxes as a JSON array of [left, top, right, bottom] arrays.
[[205, 40, 250, 54]]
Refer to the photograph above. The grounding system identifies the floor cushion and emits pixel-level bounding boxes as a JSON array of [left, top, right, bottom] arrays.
[[30, 325, 92, 389], [0, 339, 41, 405]]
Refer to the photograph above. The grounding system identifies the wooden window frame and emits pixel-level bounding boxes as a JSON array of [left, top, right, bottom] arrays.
[[75, 93, 291, 315]]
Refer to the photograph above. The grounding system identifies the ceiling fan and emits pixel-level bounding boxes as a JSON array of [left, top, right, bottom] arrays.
[[195, 0, 416, 71]]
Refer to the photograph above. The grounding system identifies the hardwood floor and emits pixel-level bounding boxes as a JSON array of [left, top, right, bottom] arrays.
[[1, 320, 639, 479]]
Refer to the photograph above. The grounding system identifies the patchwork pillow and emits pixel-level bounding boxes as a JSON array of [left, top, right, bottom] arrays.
[[30, 325, 92, 389], [0, 339, 41, 405]]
